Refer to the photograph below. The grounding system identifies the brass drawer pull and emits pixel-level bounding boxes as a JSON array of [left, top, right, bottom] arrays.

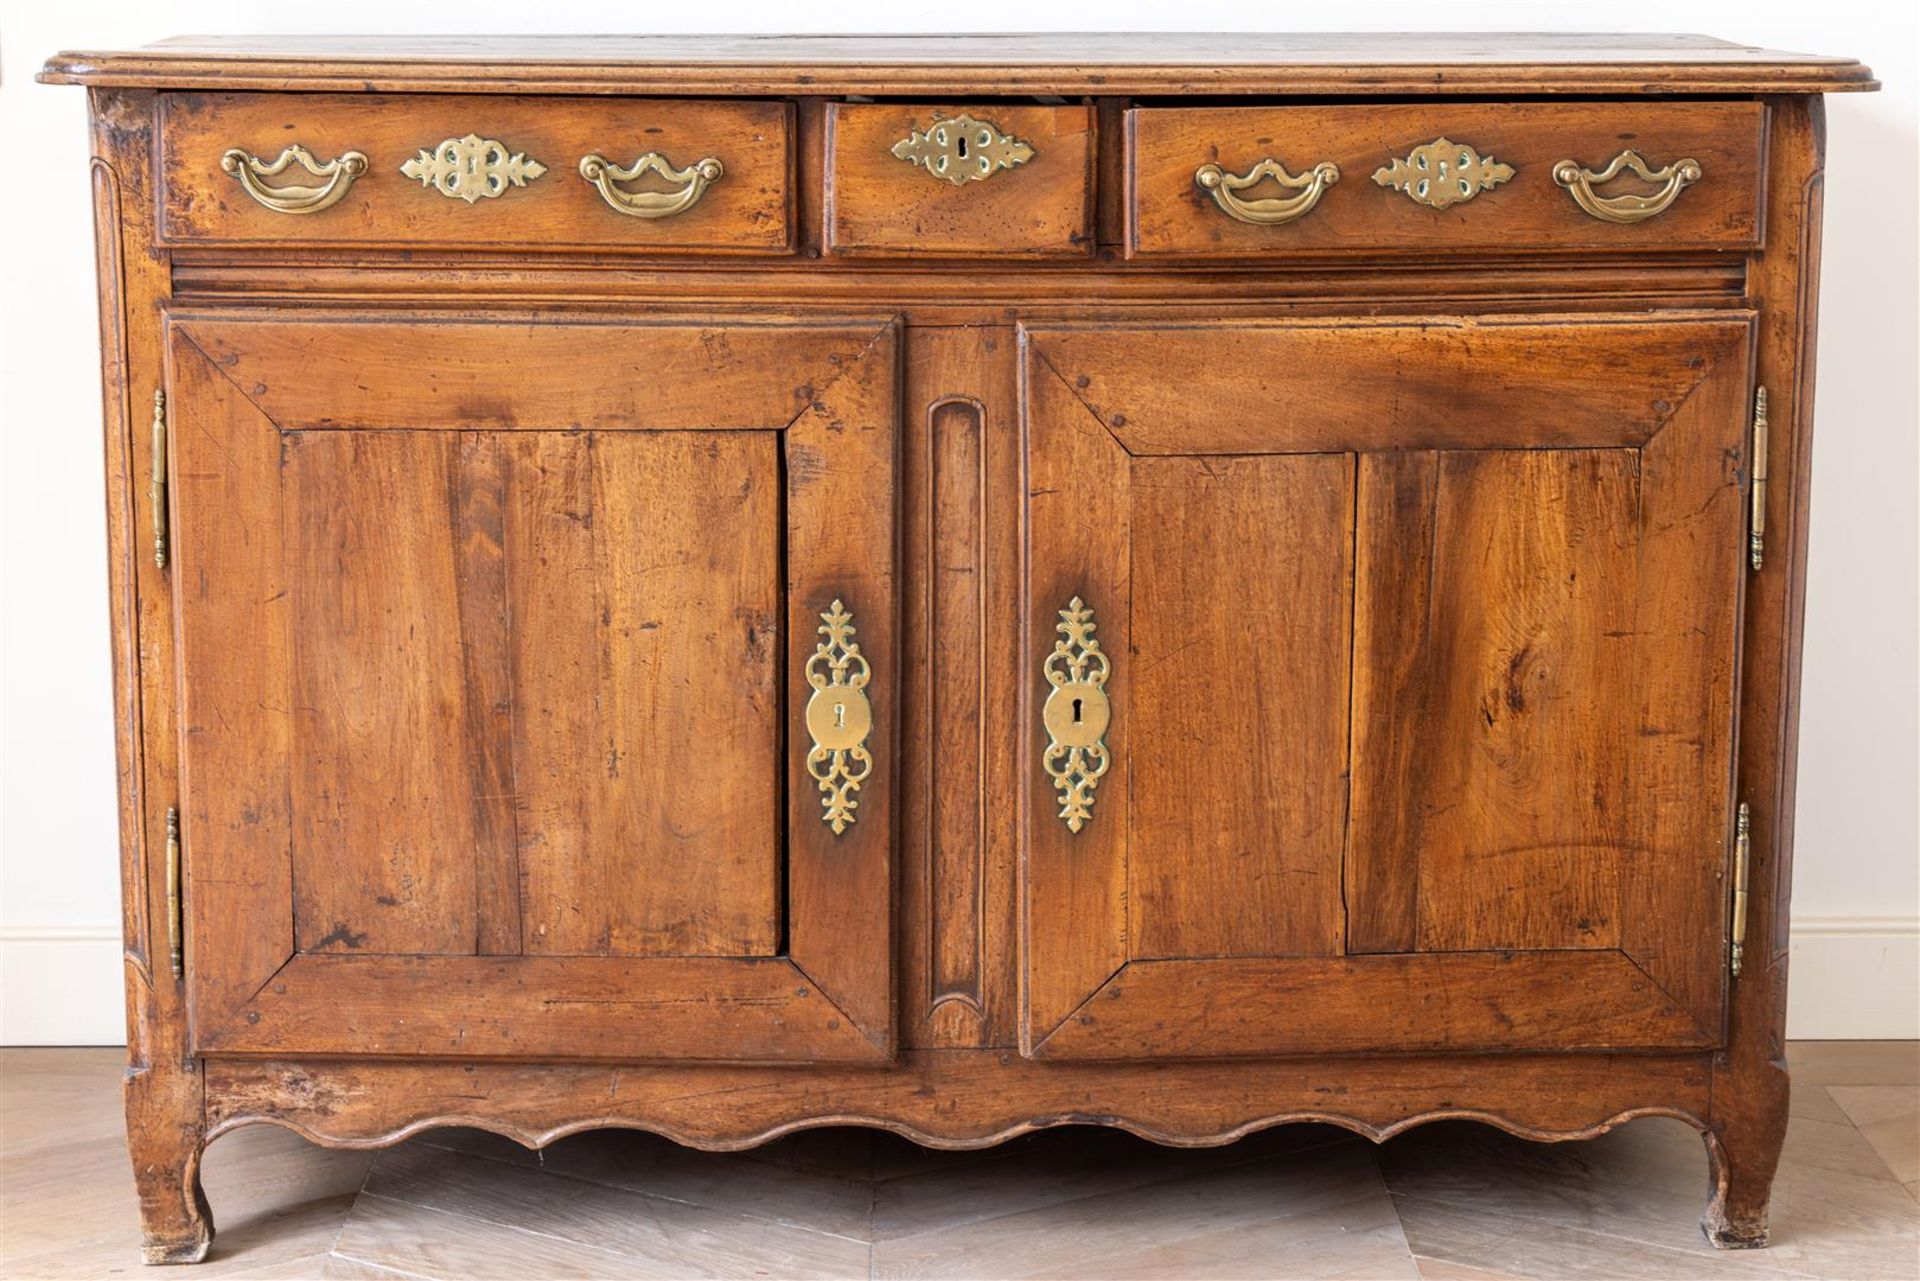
[[579, 152, 724, 219], [1554, 149, 1701, 224], [1042, 596, 1112, 832], [805, 599, 874, 835], [219, 144, 368, 215], [1195, 158, 1340, 225]]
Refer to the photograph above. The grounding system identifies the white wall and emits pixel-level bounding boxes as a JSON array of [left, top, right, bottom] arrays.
[[2, 1, 1913, 1044]]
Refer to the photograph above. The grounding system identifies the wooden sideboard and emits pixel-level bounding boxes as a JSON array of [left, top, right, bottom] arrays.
[[39, 33, 1875, 1264]]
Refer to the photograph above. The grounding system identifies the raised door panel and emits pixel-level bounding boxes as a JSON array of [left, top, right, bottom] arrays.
[[169, 313, 899, 1061], [1021, 314, 1752, 1059]]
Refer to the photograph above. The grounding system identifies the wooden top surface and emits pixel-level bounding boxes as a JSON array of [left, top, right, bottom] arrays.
[[39, 33, 1876, 96]]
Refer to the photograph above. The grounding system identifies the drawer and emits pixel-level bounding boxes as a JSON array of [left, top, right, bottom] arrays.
[[1127, 102, 1764, 257], [159, 93, 793, 252], [825, 103, 1094, 257]]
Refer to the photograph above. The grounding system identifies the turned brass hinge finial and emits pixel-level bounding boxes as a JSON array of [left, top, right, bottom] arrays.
[[1749, 387, 1768, 572], [164, 806, 182, 980], [1730, 802, 1751, 978], [150, 389, 169, 571]]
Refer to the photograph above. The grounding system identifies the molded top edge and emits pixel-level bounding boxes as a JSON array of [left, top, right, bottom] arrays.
[[38, 32, 1878, 95]]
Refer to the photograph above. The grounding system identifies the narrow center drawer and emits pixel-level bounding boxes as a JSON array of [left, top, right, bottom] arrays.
[[825, 103, 1095, 257], [160, 93, 794, 253], [1127, 102, 1765, 257]]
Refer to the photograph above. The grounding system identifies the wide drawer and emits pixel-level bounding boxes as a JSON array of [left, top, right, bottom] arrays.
[[1127, 102, 1765, 257], [826, 103, 1095, 257], [159, 93, 793, 252]]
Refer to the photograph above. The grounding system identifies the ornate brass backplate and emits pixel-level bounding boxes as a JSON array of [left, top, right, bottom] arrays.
[[1373, 138, 1514, 209], [1041, 596, 1112, 833], [804, 599, 874, 835], [891, 114, 1034, 186], [402, 135, 546, 202]]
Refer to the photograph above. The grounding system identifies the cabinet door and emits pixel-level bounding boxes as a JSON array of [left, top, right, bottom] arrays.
[[168, 313, 898, 1061], [1022, 314, 1752, 1059]]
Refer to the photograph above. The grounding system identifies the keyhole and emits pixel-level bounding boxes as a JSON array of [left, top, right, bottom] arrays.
[[834, 702, 847, 729], [956, 136, 969, 159], [1071, 697, 1083, 725]]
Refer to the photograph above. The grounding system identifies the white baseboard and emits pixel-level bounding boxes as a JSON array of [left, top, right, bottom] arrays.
[[0, 925, 124, 1046], [3, 916, 1915, 1045], [1785, 915, 1920, 1040]]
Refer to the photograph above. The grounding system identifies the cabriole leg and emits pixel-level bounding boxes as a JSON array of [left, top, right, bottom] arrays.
[[126, 1064, 213, 1264]]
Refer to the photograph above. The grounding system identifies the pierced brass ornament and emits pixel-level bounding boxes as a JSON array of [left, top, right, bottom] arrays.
[[220, 145, 368, 215], [1553, 149, 1702, 224], [402, 135, 546, 202], [805, 599, 874, 835], [1373, 138, 1514, 209], [1042, 596, 1112, 833], [579, 152, 724, 219], [1195, 157, 1340, 225], [891, 114, 1034, 186]]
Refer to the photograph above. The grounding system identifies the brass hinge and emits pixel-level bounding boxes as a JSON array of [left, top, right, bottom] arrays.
[[1748, 386, 1768, 572], [164, 806, 183, 979], [150, 389, 169, 571], [1730, 801, 1751, 978]]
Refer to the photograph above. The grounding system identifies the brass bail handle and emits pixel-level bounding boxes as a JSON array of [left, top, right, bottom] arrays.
[[579, 152, 724, 219], [1553, 150, 1702, 224], [1195, 157, 1340, 225], [221, 145, 369, 215]]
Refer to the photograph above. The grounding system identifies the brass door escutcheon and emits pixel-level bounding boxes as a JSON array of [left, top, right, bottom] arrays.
[[579, 152, 724, 219], [804, 599, 874, 835], [1553, 149, 1702, 224], [220, 144, 369, 215], [1194, 158, 1340, 225], [1042, 596, 1111, 833], [892, 114, 1033, 185]]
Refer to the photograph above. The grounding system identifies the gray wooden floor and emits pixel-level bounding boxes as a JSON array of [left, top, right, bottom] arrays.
[[2, 1045, 1914, 1279]]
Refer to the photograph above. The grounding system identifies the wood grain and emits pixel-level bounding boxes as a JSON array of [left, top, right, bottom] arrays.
[[1031, 952, 1714, 1060], [168, 328, 295, 1041], [508, 431, 783, 959], [1128, 103, 1766, 257], [286, 431, 487, 957], [160, 94, 793, 252], [826, 104, 1094, 258], [1026, 314, 1752, 454], [39, 33, 1878, 96], [201, 1047, 1719, 1151], [899, 326, 1022, 1050], [1127, 454, 1352, 961], [1020, 352, 1132, 1052], [166, 310, 898, 1061], [171, 315, 878, 432], [1351, 448, 1641, 956]]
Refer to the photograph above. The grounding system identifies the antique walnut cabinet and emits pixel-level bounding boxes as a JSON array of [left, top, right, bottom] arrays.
[[39, 33, 1874, 1263]]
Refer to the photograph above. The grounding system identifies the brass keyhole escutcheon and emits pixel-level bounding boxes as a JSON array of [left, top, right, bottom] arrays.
[[1041, 596, 1112, 832], [803, 599, 874, 834], [1043, 680, 1110, 751], [807, 684, 872, 752]]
